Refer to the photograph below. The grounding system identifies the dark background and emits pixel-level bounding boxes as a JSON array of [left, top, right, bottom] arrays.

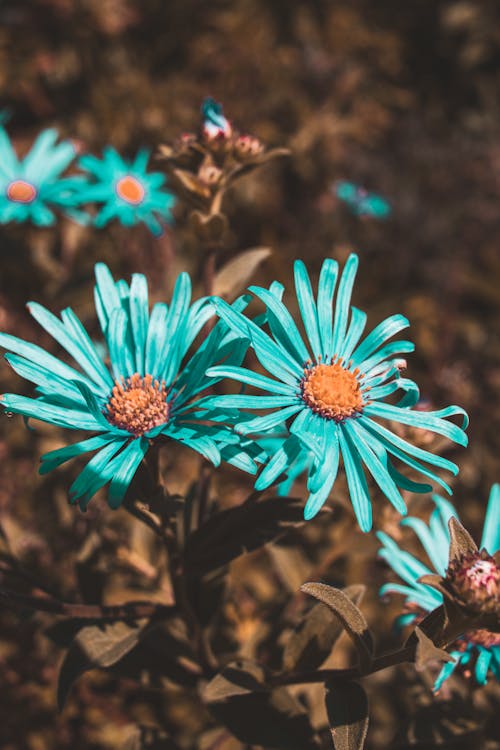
[[0, 1, 499, 748]]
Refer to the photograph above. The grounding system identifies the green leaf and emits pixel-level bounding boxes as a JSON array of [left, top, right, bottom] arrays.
[[325, 680, 369, 750], [300, 583, 373, 672], [57, 620, 146, 710], [183, 496, 305, 574], [283, 585, 366, 672]]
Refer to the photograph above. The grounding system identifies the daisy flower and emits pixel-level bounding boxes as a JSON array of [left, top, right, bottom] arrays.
[[202, 254, 468, 531], [377, 486, 500, 690], [0, 125, 86, 226], [78, 147, 175, 236], [0, 264, 256, 510]]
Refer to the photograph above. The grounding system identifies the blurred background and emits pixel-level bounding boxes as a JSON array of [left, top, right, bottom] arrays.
[[0, 1, 499, 748]]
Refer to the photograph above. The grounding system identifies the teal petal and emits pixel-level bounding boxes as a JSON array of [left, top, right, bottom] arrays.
[[481, 484, 500, 554], [294, 260, 322, 357], [338, 427, 372, 532], [316, 258, 339, 358], [331, 253, 358, 355]]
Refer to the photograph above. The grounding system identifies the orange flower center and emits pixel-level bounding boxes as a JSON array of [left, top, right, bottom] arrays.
[[301, 358, 365, 422], [7, 180, 37, 204], [115, 175, 145, 205], [105, 373, 169, 437]]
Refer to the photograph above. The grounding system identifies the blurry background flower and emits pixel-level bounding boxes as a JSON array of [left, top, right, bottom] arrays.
[[333, 180, 392, 219], [0, 125, 87, 226], [78, 147, 175, 235], [378, 485, 500, 691]]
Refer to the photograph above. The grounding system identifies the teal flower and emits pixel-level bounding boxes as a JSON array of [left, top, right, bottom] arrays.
[[334, 181, 391, 219], [0, 265, 256, 510], [201, 97, 232, 140], [378, 486, 500, 690], [78, 147, 175, 236], [202, 254, 468, 531], [0, 126, 87, 226]]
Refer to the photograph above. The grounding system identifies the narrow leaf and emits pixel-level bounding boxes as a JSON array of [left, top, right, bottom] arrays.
[[325, 680, 369, 750], [448, 517, 478, 563], [414, 627, 455, 671]]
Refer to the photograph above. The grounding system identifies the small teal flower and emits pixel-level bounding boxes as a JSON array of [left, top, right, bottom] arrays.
[[378, 486, 500, 690], [0, 265, 256, 510], [201, 97, 232, 140], [78, 147, 175, 236], [202, 254, 468, 531], [0, 126, 87, 226], [334, 181, 391, 219]]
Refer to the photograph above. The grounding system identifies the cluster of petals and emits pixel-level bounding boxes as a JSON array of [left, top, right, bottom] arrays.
[[378, 485, 500, 689]]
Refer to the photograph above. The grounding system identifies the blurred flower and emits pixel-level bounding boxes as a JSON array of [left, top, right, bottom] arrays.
[[78, 147, 175, 236], [0, 126, 87, 226], [203, 254, 468, 530], [378, 485, 500, 690], [201, 97, 232, 140], [334, 181, 391, 219], [0, 264, 257, 510]]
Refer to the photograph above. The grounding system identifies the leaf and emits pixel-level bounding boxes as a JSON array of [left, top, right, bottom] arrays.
[[300, 583, 373, 672], [414, 627, 455, 672], [213, 247, 272, 299], [325, 680, 369, 750], [183, 496, 306, 574], [207, 686, 318, 749], [57, 620, 146, 710], [283, 585, 366, 672], [171, 169, 211, 200], [189, 210, 228, 242], [448, 517, 478, 563], [203, 659, 269, 702]]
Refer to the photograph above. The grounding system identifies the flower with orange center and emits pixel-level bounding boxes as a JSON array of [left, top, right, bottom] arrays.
[[7, 180, 37, 204], [78, 147, 175, 235], [0, 125, 86, 226], [105, 374, 169, 437], [205, 254, 468, 529], [301, 358, 365, 422], [0, 263, 259, 510], [115, 175, 145, 205], [378, 485, 500, 689]]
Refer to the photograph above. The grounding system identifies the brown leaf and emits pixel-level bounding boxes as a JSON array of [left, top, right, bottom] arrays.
[[203, 659, 269, 703], [414, 627, 455, 672], [300, 583, 373, 672], [448, 517, 478, 563], [183, 496, 306, 574], [213, 247, 272, 299], [57, 620, 147, 710], [325, 680, 369, 750], [283, 585, 366, 672]]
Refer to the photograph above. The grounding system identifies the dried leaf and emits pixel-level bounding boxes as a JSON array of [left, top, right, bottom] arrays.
[[301, 583, 373, 671], [213, 247, 272, 299], [414, 627, 455, 671], [57, 620, 146, 710], [325, 680, 369, 750], [448, 517, 478, 563], [184, 496, 305, 574], [283, 585, 366, 672], [171, 169, 211, 200]]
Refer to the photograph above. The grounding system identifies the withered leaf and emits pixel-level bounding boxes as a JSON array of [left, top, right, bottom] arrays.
[[214, 247, 272, 299], [325, 680, 369, 750], [448, 517, 478, 563], [301, 583, 373, 672], [283, 585, 366, 672], [57, 620, 147, 710], [183, 496, 305, 573]]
